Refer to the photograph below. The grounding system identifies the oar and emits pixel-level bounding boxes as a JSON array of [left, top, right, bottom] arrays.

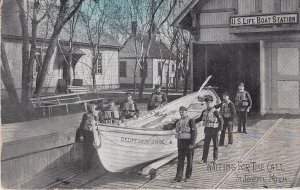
[[197, 75, 212, 97]]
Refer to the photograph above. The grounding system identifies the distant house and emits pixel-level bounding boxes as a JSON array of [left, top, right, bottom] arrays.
[[119, 34, 176, 89], [1, 0, 122, 98]]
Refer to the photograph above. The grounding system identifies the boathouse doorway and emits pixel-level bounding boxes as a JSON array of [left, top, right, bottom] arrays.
[[193, 43, 260, 112]]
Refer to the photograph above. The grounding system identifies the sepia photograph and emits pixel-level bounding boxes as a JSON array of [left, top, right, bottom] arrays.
[[1, 0, 300, 189]]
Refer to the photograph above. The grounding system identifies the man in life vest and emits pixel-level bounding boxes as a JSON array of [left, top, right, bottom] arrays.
[[171, 106, 197, 183], [77, 103, 98, 170], [195, 95, 223, 164], [99, 99, 120, 124], [214, 92, 236, 146], [147, 85, 168, 111], [235, 83, 252, 134], [120, 92, 140, 120]]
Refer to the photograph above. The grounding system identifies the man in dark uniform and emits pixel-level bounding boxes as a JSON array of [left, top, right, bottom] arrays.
[[147, 85, 168, 110], [120, 92, 140, 120], [196, 95, 223, 164], [77, 103, 98, 170], [215, 92, 236, 146], [166, 106, 197, 182], [235, 83, 252, 134], [99, 99, 120, 124]]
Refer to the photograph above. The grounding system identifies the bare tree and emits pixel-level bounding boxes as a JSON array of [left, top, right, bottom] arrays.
[[14, 0, 49, 113], [34, 0, 87, 96], [80, 0, 114, 90], [57, 12, 80, 93]]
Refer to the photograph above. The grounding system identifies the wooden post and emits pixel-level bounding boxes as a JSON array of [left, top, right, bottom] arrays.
[[260, 40, 266, 116]]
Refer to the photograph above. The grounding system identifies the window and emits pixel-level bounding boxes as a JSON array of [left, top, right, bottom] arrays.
[[171, 64, 175, 72], [96, 53, 103, 74], [34, 47, 45, 75], [158, 62, 162, 74], [140, 61, 148, 78], [119, 61, 127, 77]]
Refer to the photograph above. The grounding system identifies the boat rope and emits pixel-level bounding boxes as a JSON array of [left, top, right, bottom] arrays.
[[93, 126, 102, 149]]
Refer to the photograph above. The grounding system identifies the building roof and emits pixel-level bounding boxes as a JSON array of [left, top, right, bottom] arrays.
[[171, 0, 210, 29], [119, 35, 175, 60], [1, 0, 122, 48]]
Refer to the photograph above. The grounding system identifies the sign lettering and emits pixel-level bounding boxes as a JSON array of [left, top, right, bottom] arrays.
[[230, 13, 298, 27], [120, 137, 174, 145]]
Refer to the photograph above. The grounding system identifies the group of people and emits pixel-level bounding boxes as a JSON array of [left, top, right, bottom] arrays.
[[171, 82, 252, 183], [76, 82, 252, 178], [76, 85, 168, 170]]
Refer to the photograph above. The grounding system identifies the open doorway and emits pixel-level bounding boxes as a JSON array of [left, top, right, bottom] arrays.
[[193, 43, 260, 112]]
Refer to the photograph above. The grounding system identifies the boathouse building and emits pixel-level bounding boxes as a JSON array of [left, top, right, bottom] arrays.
[[172, 0, 300, 115]]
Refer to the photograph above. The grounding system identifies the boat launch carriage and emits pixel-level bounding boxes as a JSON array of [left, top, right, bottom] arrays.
[[93, 87, 220, 173]]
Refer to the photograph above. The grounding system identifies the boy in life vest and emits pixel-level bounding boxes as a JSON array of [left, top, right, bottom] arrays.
[[235, 83, 252, 134], [99, 99, 120, 124], [214, 92, 236, 146], [169, 106, 197, 183], [147, 85, 168, 111], [195, 95, 223, 164], [120, 92, 140, 120], [77, 104, 98, 170]]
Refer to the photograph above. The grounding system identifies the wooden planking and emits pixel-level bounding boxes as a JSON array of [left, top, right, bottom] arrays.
[[1, 113, 82, 143], [142, 119, 281, 189], [119, 58, 154, 85], [238, 0, 256, 14], [2, 143, 82, 188], [2, 128, 77, 160], [200, 12, 231, 26], [220, 119, 300, 188], [202, 0, 233, 10], [262, 0, 276, 13], [24, 117, 300, 189]]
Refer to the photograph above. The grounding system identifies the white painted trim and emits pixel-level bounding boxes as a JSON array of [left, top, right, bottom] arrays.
[[260, 40, 266, 116]]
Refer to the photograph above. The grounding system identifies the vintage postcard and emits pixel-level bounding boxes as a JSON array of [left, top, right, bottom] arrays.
[[1, 0, 300, 189]]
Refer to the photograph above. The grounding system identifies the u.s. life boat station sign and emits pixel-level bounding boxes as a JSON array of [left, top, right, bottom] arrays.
[[230, 13, 298, 27]]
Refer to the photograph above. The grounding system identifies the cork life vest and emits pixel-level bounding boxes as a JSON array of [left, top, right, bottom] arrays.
[[235, 91, 249, 107], [122, 101, 136, 117], [203, 108, 219, 128], [175, 117, 191, 139], [84, 112, 97, 131], [103, 106, 120, 124], [221, 102, 232, 118], [151, 93, 163, 107]]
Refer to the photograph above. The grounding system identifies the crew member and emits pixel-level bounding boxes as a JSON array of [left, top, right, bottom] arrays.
[[99, 99, 120, 124], [120, 92, 140, 119], [147, 85, 168, 110], [166, 106, 197, 182], [77, 104, 98, 170], [235, 83, 252, 134], [196, 95, 223, 164], [215, 92, 236, 146]]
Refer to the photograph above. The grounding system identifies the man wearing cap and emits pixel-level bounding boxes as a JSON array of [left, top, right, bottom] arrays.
[[167, 106, 197, 182], [195, 95, 223, 164], [214, 92, 236, 146], [147, 85, 168, 111], [120, 92, 140, 120], [99, 99, 120, 124], [235, 83, 252, 134], [77, 104, 98, 170]]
